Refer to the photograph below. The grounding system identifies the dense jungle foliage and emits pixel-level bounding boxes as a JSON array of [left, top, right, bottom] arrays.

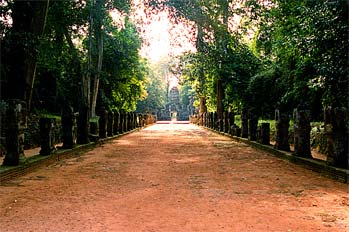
[[1, 0, 348, 121], [148, 0, 348, 120]]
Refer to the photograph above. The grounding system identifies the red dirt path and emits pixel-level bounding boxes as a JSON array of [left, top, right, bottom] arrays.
[[0, 123, 348, 232]]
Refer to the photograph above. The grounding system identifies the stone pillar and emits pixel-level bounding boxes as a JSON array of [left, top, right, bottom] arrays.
[[39, 118, 54, 156], [275, 109, 290, 151], [241, 108, 249, 138], [113, 111, 120, 135], [133, 112, 137, 129], [119, 112, 125, 133], [107, 111, 114, 137], [204, 113, 208, 127], [98, 107, 108, 138], [218, 118, 224, 132], [128, 113, 132, 130], [130, 112, 134, 129], [223, 111, 229, 133], [89, 120, 98, 135], [293, 108, 311, 158], [62, 105, 74, 149], [138, 114, 143, 127], [139, 114, 145, 127], [213, 112, 218, 130], [228, 112, 235, 134], [260, 123, 270, 145], [77, 105, 90, 144], [325, 107, 348, 168], [124, 112, 128, 132], [3, 100, 26, 166], [234, 126, 242, 137], [130, 112, 134, 130], [145, 114, 149, 125], [136, 114, 140, 127], [140, 114, 145, 127], [248, 108, 258, 141]]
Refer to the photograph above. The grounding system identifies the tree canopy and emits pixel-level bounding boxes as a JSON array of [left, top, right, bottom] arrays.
[[147, 0, 348, 120], [1, 0, 348, 121]]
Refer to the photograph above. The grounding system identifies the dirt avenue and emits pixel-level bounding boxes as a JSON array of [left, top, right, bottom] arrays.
[[0, 123, 348, 232]]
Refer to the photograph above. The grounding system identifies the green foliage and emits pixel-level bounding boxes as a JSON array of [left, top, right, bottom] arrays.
[[34, 0, 86, 112], [247, 66, 282, 118], [31, 0, 146, 114], [100, 19, 147, 112], [249, 0, 348, 114], [4, 0, 347, 123], [136, 73, 166, 113]]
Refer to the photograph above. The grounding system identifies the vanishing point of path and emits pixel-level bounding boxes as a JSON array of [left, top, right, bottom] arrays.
[[0, 123, 348, 232]]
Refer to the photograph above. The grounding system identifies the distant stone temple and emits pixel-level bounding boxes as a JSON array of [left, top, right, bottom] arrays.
[[157, 86, 194, 121]]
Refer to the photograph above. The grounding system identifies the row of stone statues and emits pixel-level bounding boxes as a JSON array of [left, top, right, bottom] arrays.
[[190, 107, 348, 169], [59, 106, 156, 152], [2, 99, 156, 166], [189, 110, 270, 146]]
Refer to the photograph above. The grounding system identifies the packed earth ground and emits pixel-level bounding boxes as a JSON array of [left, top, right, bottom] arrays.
[[0, 123, 348, 231]]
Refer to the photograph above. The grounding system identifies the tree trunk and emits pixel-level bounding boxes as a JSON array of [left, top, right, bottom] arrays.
[[215, 0, 228, 123], [196, 9, 207, 115], [90, 0, 104, 117]]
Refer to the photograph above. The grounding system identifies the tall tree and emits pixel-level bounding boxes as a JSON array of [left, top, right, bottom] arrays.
[[3, 0, 50, 108], [1, 0, 50, 166]]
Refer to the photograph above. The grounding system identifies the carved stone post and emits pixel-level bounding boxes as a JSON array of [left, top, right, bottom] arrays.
[[213, 112, 218, 130], [128, 113, 132, 130], [124, 112, 128, 132], [228, 112, 235, 134], [136, 114, 140, 127], [223, 111, 229, 133], [325, 107, 348, 168], [241, 108, 249, 138], [140, 114, 144, 127], [73, 112, 78, 144], [62, 105, 74, 149], [260, 123, 270, 145], [275, 109, 290, 151], [113, 111, 119, 135], [138, 114, 143, 127], [248, 108, 258, 141], [98, 107, 108, 138], [130, 112, 134, 130], [89, 119, 98, 136], [205, 113, 208, 127], [132, 112, 136, 129], [119, 112, 125, 133], [39, 118, 54, 156], [77, 105, 90, 144], [3, 100, 26, 166], [132, 113, 136, 128], [107, 111, 114, 137], [125, 112, 130, 131], [293, 108, 311, 158]]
